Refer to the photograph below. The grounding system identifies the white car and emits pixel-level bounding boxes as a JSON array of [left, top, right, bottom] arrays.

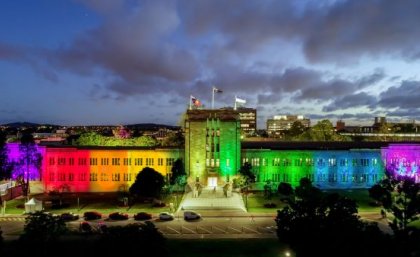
[[184, 211, 201, 221], [159, 212, 174, 221]]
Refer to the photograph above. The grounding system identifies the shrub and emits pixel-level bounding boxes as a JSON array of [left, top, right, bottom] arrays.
[[264, 203, 277, 208]]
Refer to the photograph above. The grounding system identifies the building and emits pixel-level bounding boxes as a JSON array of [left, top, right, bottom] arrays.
[[4, 109, 420, 193], [267, 115, 310, 137], [221, 107, 257, 136]]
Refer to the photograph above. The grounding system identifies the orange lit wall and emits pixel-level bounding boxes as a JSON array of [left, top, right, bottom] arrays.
[[43, 146, 183, 193]]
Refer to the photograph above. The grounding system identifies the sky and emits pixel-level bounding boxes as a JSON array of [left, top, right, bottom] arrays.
[[1, 0, 420, 128]]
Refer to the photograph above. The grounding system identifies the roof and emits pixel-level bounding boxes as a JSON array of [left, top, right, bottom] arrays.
[[241, 141, 420, 150], [186, 109, 239, 121]]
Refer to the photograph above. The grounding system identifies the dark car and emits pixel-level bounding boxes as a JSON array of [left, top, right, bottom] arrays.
[[109, 212, 129, 220], [83, 211, 102, 220], [134, 212, 152, 221], [60, 212, 79, 221]]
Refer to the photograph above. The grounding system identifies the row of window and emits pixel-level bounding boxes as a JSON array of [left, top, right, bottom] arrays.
[[264, 173, 380, 183], [49, 157, 175, 167], [49, 172, 134, 182], [244, 158, 380, 167]]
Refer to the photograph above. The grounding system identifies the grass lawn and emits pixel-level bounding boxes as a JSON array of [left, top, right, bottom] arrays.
[[245, 189, 381, 214], [2, 192, 184, 216], [322, 189, 381, 213], [245, 192, 288, 213], [168, 238, 290, 257]]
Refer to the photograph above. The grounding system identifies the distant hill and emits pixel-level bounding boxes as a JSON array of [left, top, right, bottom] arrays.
[[125, 123, 180, 131], [2, 122, 60, 128]]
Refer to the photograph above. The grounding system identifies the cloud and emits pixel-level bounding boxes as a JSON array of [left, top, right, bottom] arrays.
[[257, 67, 384, 104], [182, 0, 420, 63], [378, 80, 420, 109], [51, 0, 199, 97], [323, 92, 377, 112]]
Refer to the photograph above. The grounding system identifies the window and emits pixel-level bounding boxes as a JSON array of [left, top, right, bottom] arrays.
[[90, 158, 97, 166], [135, 158, 143, 166], [226, 158, 230, 167], [340, 159, 348, 166], [283, 159, 291, 166], [166, 158, 174, 166], [242, 158, 249, 164], [317, 158, 325, 167], [69, 158, 75, 166], [328, 158, 336, 167], [360, 159, 369, 167], [262, 158, 267, 166], [295, 159, 303, 166], [123, 173, 132, 181], [305, 158, 314, 166], [100, 173, 108, 181], [79, 173, 87, 181], [101, 158, 109, 166], [112, 173, 120, 181], [158, 158, 164, 166], [58, 173, 66, 181], [123, 158, 131, 166], [112, 158, 120, 166], [251, 158, 260, 166], [146, 158, 154, 166], [352, 159, 358, 166], [273, 158, 281, 166], [78, 158, 87, 166], [49, 172, 55, 181], [211, 159, 214, 167], [206, 158, 210, 167], [68, 173, 74, 181], [49, 157, 55, 166], [58, 158, 66, 165], [372, 158, 378, 166], [216, 159, 220, 167], [90, 173, 97, 181]]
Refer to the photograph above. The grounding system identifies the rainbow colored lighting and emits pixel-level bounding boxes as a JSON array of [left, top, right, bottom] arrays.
[[381, 144, 420, 182], [6, 143, 45, 180]]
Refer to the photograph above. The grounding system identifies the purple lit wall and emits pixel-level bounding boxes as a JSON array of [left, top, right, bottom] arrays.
[[6, 143, 46, 180], [381, 144, 420, 182]]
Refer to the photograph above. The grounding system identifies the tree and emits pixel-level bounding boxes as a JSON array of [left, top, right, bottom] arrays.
[[369, 172, 420, 238], [161, 131, 184, 147], [276, 188, 387, 257], [238, 162, 255, 185], [18, 133, 42, 196], [301, 119, 349, 141], [295, 177, 322, 201], [286, 121, 307, 140], [169, 159, 186, 188], [0, 131, 12, 181], [20, 211, 67, 243], [129, 167, 165, 199], [277, 182, 294, 201], [263, 180, 273, 200]]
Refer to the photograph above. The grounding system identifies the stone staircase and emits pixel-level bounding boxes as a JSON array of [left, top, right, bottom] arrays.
[[178, 186, 246, 211]]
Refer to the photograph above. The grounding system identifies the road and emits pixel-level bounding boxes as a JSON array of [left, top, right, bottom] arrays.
[[0, 211, 391, 240]]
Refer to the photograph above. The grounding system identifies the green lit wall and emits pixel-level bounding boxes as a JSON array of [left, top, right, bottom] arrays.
[[185, 110, 241, 185]]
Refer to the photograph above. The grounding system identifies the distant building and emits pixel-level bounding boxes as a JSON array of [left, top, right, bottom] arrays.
[[266, 115, 310, 137], [221, 107, 257, 136]]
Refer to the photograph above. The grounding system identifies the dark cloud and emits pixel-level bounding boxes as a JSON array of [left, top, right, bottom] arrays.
[[51, 0, 199, 97], [323, 92, 377, 112], [378, 80, 420, 109], [182, 0, 420, 63], [257, 67, 384, 104]]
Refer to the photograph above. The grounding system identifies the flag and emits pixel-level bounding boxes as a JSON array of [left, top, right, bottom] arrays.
[[235, 96, 246, 104], [191, 95, 201, 107], [213, 87, 223, 93]]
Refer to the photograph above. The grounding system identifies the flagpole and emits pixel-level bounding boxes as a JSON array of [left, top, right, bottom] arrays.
[[212, 87, 215, 109], [234, 95, 237, 111]]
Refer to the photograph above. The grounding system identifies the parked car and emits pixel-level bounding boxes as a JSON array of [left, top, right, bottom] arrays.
[[60, 212, 79, 221], [83, 211, 102, 220], [134, 212, 152, 221], [158, 212, 174, 221], [109, 212, 129, 220], [183, 211, 201, 221]]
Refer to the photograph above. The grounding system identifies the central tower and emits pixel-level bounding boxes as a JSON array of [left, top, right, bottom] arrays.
[[185, 109, 241, 186]]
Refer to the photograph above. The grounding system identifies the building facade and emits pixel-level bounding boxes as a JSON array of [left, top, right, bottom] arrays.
[[4, 110, 420, 193], [267, 115, 310, 137]]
